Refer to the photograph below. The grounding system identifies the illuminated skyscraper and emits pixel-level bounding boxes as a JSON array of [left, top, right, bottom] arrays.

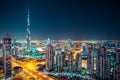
[[81, 43, 87, 57], [47, 38, 51, 45], [56, 52, 64, 72], [67, 39, 72, 48], [46, 43, 54, 71], [61, 51, 66, 67], [3, 34, 12, 79], [68, 51, 74, 72], [26, 10, 31, 50], [12, 34, 17, 56], [96, 45, 110, 79], [113, 43, 120, 80], [87, 45, 94, 75], [76, 53, 82, 71]]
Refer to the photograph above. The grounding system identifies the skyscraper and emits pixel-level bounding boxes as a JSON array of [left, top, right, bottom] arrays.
[[61, 51, 66, 67], [76, 53, 82, 71], [46, 43, 54, 71], [113, 44, 120, 80], [12, 34, 17, 56], [67, 39, 72, 48], [26, 10, 31, 50], [96, 45, 110, 79], [3, 34, 12, 79], [87, 45, 94, 75], [67, 51, 74, 72], [56, 52, 64, 72]]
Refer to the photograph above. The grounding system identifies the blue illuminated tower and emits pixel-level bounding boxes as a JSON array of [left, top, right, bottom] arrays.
[[47, 38, 51, 45], [67, 39, 72, 48], [12, 34, 17, 56], [26, 9, 31, 50]]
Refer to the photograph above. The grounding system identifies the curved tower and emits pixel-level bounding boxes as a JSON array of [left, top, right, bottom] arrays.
[[26, 10, 31, 50]]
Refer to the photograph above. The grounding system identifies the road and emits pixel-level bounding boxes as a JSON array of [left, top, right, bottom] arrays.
[[69, 47, 87, 68], [69, 47, 83, 59], [12, 63, 35, 80], [12, 57, 57, 80]]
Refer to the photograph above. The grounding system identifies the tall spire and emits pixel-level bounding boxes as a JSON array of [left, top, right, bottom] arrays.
[[26, 9, 31, 50], [27, 9, 30, 27]]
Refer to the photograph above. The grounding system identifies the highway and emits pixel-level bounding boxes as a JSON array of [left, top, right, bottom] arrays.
[[12, 47, 84, 80], [12, 62, 35, 80], [12, 58, 57, 80]]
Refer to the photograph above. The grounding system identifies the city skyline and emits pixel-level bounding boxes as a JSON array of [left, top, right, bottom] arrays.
[[0, 0, 120, 40]]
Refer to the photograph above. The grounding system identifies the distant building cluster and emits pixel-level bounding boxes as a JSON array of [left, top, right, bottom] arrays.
[[45, 39, 120, 80]]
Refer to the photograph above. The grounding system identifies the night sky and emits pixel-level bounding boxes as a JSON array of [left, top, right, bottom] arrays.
[[0, 0, 120, 40]]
